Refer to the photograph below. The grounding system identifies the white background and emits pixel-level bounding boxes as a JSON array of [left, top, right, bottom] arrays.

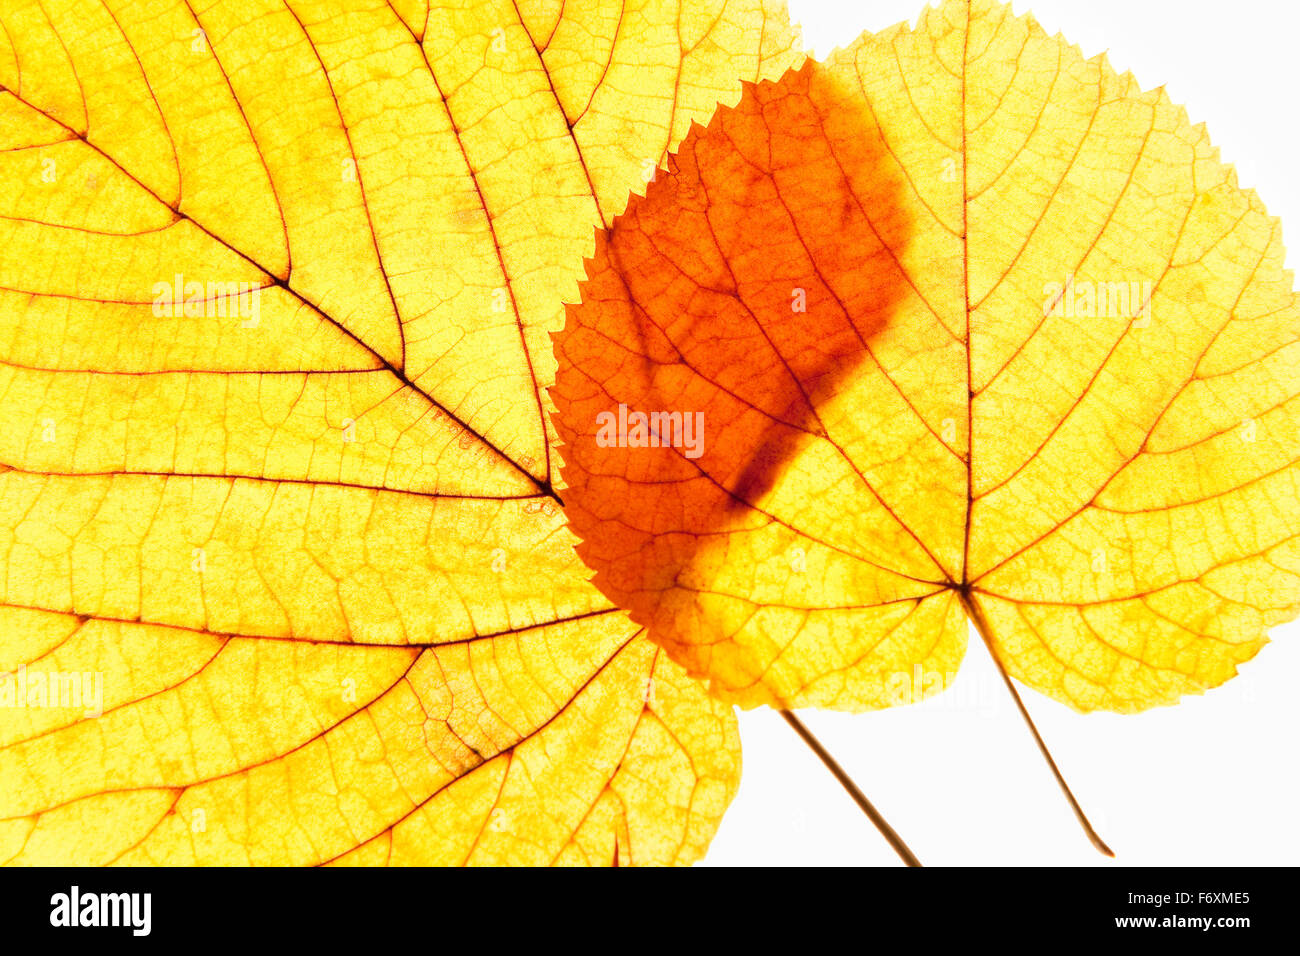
[[705, 0, 1300, 867]]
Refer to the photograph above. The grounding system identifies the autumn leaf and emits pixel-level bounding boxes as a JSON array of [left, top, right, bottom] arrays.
[[552, 0, 1300, 717], [0, 0, 801, 865]]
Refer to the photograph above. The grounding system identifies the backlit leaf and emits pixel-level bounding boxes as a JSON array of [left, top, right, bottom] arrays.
[[552, 0, 1300, 713], [0, 0, 799, 865]]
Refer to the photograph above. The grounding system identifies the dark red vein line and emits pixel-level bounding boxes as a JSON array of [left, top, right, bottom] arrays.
[[281, 0, 405, 370], [0, 84, 554, 501]]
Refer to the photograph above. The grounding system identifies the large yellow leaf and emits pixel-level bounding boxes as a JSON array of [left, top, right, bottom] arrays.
[[552, 0, 1300, 713], [0, 0, 799, 865]]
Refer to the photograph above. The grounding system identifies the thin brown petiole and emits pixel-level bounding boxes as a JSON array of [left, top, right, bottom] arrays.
[[779, 709, 922, 867], [960, 591, 1114, 857]]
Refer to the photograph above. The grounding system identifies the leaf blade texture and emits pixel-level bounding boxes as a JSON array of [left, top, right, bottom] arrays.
[[0, 0, 800, 865], [552, 0, 1300, 713]]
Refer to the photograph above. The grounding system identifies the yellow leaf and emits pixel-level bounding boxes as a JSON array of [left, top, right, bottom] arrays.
[[0, 0, 799, 865], [552, 0, 1300, 713]]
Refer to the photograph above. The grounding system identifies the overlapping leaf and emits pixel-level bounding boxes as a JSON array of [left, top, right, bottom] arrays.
[[553, 0, 1300, 712]]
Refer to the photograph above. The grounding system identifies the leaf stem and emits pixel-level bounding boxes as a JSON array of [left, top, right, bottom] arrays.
[[959, 591, 1114, 857], [779, 709, 922, 867]]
